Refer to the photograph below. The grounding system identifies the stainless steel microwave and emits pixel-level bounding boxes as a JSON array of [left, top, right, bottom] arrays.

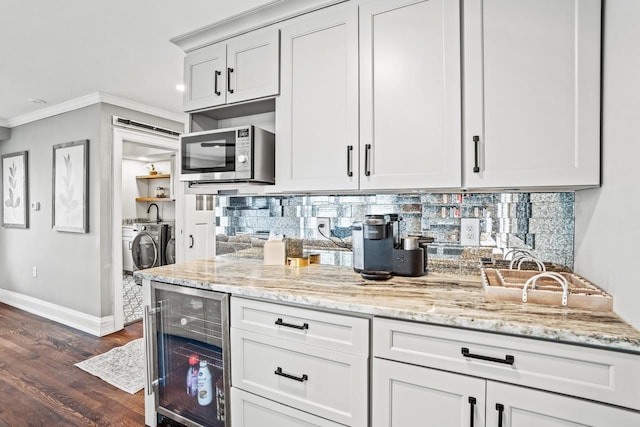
[[179, 125, 275, 184]]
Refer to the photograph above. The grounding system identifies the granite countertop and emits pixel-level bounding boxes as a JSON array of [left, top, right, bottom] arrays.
[[134, 257, 640, 354]]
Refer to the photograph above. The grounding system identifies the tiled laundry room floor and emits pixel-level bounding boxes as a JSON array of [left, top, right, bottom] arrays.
[[123, 273, 143, 324]]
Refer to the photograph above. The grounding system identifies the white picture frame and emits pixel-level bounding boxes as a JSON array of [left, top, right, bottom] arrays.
[[1, 151, 29, 228], [52, 139, 89, 233]]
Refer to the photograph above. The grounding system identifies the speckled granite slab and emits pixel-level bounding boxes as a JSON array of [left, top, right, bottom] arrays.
[[134, 258, 640, 354]]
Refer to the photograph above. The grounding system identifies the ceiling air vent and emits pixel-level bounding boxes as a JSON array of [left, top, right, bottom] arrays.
[[112, 116, 181, 137]]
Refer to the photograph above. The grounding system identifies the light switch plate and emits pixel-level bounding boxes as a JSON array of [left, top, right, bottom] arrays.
[[460, 218, 480, 246]]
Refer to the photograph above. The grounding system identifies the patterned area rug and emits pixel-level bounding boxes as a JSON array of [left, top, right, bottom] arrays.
[[75, 338, 145, 394]]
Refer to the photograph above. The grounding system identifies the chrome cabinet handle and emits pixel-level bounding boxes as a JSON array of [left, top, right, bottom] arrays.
[[364, 144, 372, 176], [347, 145, 353, 177], [274, 367, 308, 382], [461, 347, 515, 365], [214, 70, 221, 96], [275, 317, 309, 330], [227, 68, 234, 94], [473, 135, 480, 173]]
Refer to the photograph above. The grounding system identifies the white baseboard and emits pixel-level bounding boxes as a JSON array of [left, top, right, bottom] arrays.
[[0, 288, 116, 337]]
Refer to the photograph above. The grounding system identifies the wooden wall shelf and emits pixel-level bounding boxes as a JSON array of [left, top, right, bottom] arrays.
[[136, 197, 175, 202], [136, 173, 171, 180]]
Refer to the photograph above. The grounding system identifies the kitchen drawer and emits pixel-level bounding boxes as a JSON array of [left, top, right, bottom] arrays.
[[231, 297, 369, 356], [373, 317, 640, 411], [231, 388, 346, 427], [231, 328, 368, 427]]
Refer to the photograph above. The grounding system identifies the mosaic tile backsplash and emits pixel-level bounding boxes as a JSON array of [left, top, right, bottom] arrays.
[[215, 192, 575, 271]]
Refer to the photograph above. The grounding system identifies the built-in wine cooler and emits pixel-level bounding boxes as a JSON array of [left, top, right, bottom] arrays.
[[145, 281, 230, 427]]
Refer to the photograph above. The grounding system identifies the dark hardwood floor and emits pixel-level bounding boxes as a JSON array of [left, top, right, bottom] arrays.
[[0, 303, 145, 426]]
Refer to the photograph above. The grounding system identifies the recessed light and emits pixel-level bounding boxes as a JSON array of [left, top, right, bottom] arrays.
[[28, 98, 48, 104], [176, 84, 185, 92]]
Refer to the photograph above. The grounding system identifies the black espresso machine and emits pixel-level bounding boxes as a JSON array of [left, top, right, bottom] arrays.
[[352, 214, 432, 280]]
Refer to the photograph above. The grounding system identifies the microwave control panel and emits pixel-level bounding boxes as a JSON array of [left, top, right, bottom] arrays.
[[235, 127, 251, 172]]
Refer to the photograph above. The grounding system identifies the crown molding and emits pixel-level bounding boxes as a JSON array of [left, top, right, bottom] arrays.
[[98, 93, 186, 124], [0, 119, 9, 127], [6, 92, 186, 128], [171, 0, 346, 52]]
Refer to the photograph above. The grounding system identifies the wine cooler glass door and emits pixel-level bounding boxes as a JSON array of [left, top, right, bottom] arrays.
[[152, 282, 230, 427]]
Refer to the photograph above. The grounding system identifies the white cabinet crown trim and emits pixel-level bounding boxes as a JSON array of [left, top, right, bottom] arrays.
[[171, 0, 348, 52]]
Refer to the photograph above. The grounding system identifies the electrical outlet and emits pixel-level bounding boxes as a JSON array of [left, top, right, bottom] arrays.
[[460, 218, 480, 246], [32, 266, 38, 278], [315, 217, 331, 239]]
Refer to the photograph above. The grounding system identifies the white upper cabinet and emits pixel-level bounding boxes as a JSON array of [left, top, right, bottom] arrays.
[[227, 30, 280, 104], [359, 0, 462, 190], [184, 43, 227, 111], [462, 0, 602, 190], [183, 27, 280, 112], [276, 3, 359, 192]]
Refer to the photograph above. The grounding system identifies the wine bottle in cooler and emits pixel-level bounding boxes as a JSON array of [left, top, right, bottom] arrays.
[[186, 354, 199, 397], [216, 376, 225, 421]]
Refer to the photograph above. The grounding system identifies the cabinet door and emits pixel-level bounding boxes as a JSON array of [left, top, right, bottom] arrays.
[[184, 43, 227, 111], [487, 382, 640, 427], [227, 28, 280, 104], [373, 358, 485, 427], [360, 0, 462, 190], [122, 235, 134, 272], [276, 3, 359, 192], [462, 0, 601, 189]]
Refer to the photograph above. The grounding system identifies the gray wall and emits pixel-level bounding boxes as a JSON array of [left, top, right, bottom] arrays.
[[0, 103, 183, 320], [575, 0, 640, 330], [0, 105, 103, 317], [0, 126, 10, 141]]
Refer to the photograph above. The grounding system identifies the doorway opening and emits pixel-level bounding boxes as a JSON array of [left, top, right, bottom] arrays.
[[112, 127, 179, 331]]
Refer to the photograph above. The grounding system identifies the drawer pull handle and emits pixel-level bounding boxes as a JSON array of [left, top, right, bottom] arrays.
[[274, 367, 308, 382], [496, 403, 505, 427], [469, 396, 476, 427], [275, 318, 309, 330], [461, 347, 515, 365]]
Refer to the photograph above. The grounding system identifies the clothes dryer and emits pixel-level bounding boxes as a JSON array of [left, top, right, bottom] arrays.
[[131, 223, 170, 270]]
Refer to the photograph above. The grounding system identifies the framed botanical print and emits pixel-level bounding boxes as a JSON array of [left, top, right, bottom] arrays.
[[1, 151, 29, 228], [52, 139, 89, 233]]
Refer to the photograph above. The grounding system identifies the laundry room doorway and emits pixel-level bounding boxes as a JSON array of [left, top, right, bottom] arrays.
[[112, 125, 179, 331]]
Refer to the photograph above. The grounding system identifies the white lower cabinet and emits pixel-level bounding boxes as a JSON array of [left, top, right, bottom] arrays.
[[373, 318, 640, 427], [486, 382, 640, 427], [373, 358, 640, 427], [373, 358, 485, 427], [231, 388, 345, 427], [230, 297, 369, 427]]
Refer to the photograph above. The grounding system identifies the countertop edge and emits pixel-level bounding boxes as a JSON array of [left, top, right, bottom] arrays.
[[134, 269, 640, 355]]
